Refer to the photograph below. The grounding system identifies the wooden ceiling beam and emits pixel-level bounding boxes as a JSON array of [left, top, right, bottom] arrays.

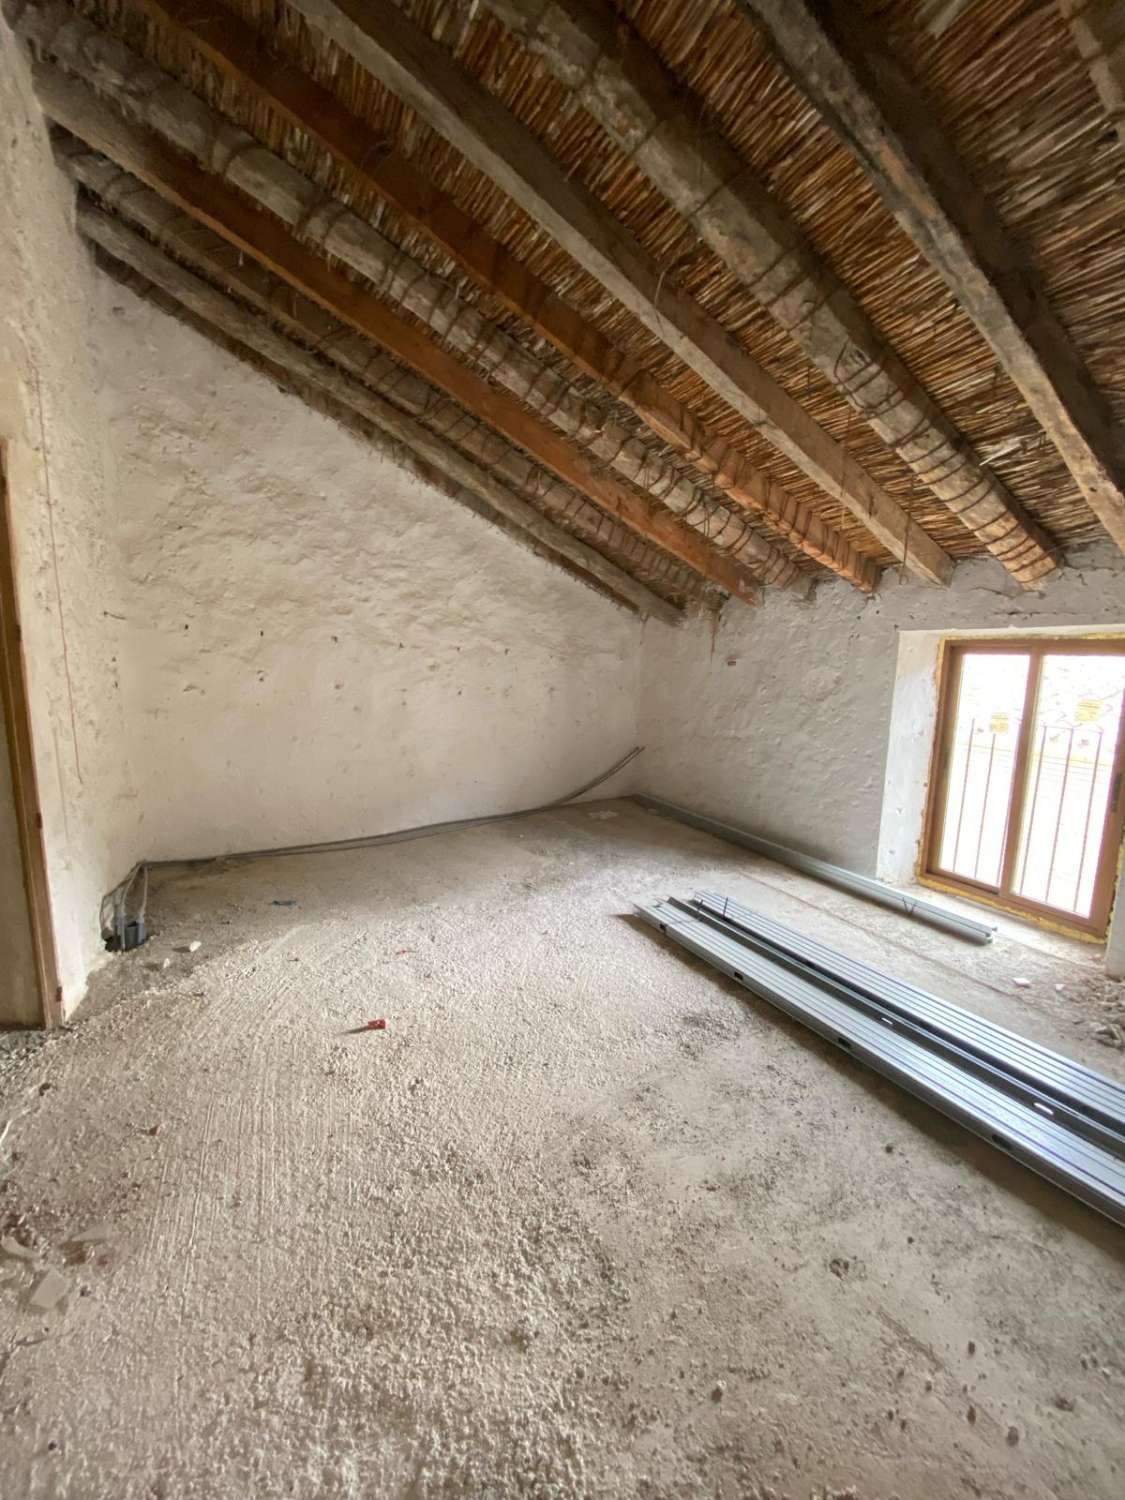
[[1060, 0, 1125, 151], [61, 140, 697, 610], [28, 60, 761, 606], [737, 0, 1125, 556], [482, 0, 1059, 588], [14, 3, 800, 598], [286, 0, 952, 585], [78, 205, 683, 620], [121, 0, 875, 592]]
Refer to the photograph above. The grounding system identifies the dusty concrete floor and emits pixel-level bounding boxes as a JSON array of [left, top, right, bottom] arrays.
[[1, 799, 1123, 1499]]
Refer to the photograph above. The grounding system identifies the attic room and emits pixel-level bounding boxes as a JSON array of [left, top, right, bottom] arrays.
[[0, 0, 1123, 1493]]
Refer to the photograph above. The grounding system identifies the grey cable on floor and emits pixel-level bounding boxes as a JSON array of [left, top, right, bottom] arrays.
[[100, 744, 643, 932]]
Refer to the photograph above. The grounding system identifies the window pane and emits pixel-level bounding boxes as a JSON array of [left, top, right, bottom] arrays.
[[936, 652, 1029, 888], [1011, 653, 1125, 919]]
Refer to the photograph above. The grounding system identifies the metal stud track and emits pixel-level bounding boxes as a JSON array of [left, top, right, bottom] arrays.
[[688, 891, 1125, 1140], [636, 898, 1125, 1227], [633, 795, 996, 942]]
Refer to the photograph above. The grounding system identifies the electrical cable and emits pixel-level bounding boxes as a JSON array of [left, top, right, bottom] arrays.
[[99, 745, 643, 934]]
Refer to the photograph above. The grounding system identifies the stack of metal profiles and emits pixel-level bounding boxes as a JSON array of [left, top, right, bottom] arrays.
[[635, 891, 1125, 1227]]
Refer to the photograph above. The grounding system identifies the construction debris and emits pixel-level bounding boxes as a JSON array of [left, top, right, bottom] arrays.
[[28, 1267, 70, 1311], [0, 1234, 37, 1262]]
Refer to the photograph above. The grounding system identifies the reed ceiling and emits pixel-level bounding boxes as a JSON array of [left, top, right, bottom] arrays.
[[55, 0, 1125, 588]]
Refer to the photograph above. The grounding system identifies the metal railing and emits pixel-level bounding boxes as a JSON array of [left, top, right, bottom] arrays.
[[1015, 724, 1108, 915], [941, 717, 1112, 917]]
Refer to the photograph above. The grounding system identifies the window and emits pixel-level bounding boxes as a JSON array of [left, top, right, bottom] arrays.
[[923, 638, 1125, 936]]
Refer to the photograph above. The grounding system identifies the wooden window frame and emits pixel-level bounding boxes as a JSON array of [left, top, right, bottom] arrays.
[[920, 635, 1125, 940], [0, 444, 63, 1026]]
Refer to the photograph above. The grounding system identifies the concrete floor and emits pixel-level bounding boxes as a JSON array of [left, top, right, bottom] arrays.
[[1, 799, 1123, 1498]]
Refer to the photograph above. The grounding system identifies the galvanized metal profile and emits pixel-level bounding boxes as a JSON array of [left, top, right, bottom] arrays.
[[636, 899, 1125, 1226], [633, 795, 995, 943], [688, 890, 1125, 1141], [681, 895, 1125, 1157]]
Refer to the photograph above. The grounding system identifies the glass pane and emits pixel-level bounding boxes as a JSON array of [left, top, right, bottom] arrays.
[[1011, 653, 1125, 919], [936, 652, 1029, 888]]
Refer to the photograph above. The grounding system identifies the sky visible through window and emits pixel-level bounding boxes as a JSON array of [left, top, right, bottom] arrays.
[[937, 651, 1125, 918]]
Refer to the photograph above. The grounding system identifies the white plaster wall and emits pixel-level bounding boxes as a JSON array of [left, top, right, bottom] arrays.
[[640, 544, 1125, 879], [96, 282, 644, 861], [0, 25, 141, 1020], [5, 0, 1120, 1008]]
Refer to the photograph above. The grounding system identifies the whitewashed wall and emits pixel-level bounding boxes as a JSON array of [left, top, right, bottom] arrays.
[[5, 3, 1123, 1010], [96, 282, 644, 862], [0, 26, 141, 1020], [640, 543, 1125, 879]]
